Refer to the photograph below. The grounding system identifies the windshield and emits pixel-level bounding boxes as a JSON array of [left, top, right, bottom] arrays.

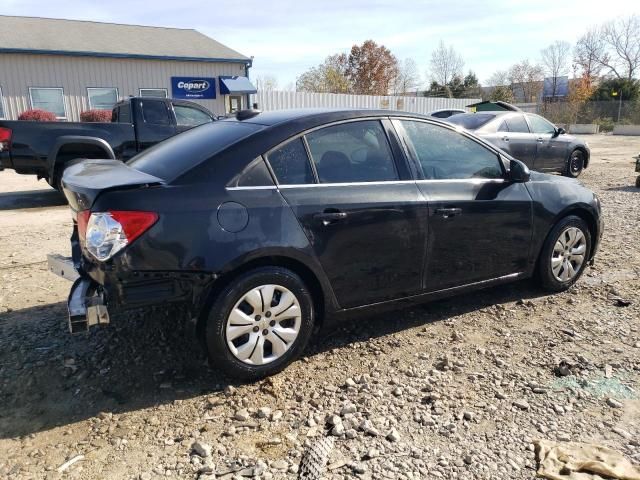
[[127, 121, 261, 181], [446, 113, 496, 130]]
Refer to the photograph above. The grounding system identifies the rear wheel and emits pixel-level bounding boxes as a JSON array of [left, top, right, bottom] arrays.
[[205, 267, 314, 380], [565, 149, 584, 178], [537, 215, 591, 292]]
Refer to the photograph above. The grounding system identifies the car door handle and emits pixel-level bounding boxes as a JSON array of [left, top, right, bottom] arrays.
[[502, 136, 510, 142], [434, 207, 462, 218], [314, 210, 347, 226], [537, 137, 544, 143]]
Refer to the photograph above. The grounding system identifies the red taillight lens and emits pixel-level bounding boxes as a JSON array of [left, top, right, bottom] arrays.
[[77, 210, 91, 240], [108, 211, 159, 243], [81, 210, 158, 261], [0, 127, 12, 151]]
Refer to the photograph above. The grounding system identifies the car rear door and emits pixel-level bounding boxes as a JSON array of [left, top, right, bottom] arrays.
[[394, 118, 533, 291], [266, 118, 428, 309], [134, 99, 177, 151]]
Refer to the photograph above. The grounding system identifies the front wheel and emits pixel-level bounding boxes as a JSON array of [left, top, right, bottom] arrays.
[[537, 216, 591, 292], [564, 149, 584, 178], [205, 267, 314, 380]]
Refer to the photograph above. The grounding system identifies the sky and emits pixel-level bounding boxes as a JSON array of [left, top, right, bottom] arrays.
[[2, 0, 640, 89]]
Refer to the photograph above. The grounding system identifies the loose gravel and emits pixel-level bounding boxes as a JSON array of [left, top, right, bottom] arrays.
[[1, 134, 639, 479]]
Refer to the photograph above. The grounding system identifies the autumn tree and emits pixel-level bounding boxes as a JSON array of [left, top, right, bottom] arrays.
[[541, 41, 571, 99], [346, 40, 399, 95], [574, 28, 605, 90], [508, 60, 545, 102], [296, 54, 350, 93], [429, 40, 464, 87], [393, 58, 421, 95]]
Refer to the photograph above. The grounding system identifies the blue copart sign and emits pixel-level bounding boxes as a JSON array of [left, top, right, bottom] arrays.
[[171, 77, 216, 99]]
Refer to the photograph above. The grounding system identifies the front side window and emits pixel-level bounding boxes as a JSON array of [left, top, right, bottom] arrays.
[[400, 120, 504, 180], [87, 88, 118, 110], [305, 120, 398, 183], [139, 88, 168, 98], [141, 99, 171, 125], [29, 87, 66, 119], [527, 114, 556, 134], [0, 86, 5, 119], [505, 114, 530, 133], [174, 105, 213, 127], [267, 138, 315, 185]]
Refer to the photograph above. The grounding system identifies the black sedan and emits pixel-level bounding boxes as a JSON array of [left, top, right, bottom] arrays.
[[447, 111, 590, 177], [54, 109, 603, 379]]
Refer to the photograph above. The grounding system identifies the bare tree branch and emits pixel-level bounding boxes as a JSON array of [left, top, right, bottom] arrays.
[[541, 41, 571, 98], [429, 40, 464, 87]]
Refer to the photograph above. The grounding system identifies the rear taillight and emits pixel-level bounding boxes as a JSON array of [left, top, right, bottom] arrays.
[[80, 210, 158, 261], [0, 127, 12, 152]]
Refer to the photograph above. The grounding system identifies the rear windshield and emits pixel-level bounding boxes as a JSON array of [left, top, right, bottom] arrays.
[[127, 121, 261, 181], [446, 113, 496, 130]]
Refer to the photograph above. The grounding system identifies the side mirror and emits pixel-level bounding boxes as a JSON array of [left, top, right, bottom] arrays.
[[553, 127, 566, 137], [509, 159, 530, 183]]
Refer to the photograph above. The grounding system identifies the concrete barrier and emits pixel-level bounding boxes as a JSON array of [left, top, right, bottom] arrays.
[[569, 124, 599, 134], [613, 125, 640, 136]]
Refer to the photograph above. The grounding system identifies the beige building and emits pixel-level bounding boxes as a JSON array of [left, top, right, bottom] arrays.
[[0, 16, 256, 121]]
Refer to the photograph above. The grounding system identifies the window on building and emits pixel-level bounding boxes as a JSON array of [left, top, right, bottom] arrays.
[[87, 88, 118, 110], [29, 87, 66, 119], [139, 88, 168, 98], [305, 120, 398, 183], [0, 87, 5, 119], [173, 104, 213, 127]]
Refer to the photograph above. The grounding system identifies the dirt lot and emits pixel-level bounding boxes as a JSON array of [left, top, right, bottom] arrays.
[[1, 135, 639, 480]]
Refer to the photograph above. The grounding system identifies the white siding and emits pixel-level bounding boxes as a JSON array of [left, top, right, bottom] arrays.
[[0, 53, 247, 120], [251, 91, 480, 114]]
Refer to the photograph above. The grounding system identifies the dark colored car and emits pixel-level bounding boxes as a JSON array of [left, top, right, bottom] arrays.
[[429, 108, 466, 119], [51, 109, 603, 380], [0, 97, 215, 189], [447, 111, 590, 177]]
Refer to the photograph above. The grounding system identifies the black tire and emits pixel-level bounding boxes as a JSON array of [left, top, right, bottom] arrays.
[[205, 267, 314, 380], [564, 149, 584, 178], [537, 215, 591, 292], [636, 175, 640, 188]]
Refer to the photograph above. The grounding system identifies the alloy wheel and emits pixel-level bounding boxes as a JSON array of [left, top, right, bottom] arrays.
[[225, 284, 302, 365], [551, 227, 586, 282]]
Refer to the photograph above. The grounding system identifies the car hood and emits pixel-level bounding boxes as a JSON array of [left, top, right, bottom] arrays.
[[528, 170, 581, 185]]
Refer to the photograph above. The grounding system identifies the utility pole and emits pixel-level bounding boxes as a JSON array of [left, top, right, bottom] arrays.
[[612, 89, 623, 122]]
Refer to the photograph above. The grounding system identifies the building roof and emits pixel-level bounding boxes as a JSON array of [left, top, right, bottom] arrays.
[[0, 15, 250, 64]]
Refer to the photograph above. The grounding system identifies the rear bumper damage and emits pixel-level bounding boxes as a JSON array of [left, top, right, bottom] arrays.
[[48, 254, 110, 333]]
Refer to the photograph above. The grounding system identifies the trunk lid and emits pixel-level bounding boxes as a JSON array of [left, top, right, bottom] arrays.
[[62, 159, 163, 212]]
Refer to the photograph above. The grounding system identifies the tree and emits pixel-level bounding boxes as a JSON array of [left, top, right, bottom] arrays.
[[296, 54, 350, 93], [429, 40, 464, 87], [462, 71, 482, 98], [574, 28, 605, 89], [590, 78, 640, 101], [541, 41, 571, 99], [254, 74, 279, 91], [490, 85, 515, 103], [346, 40, 399, 95], [393, 58, 421, 95], [508, 60, 544, 102], [600, 15, 640, 80]]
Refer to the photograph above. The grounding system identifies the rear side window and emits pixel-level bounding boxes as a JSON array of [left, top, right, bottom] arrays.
[[267, 138, 315, 185], [128, 121, 260, 181], [505, 115, 530, 133], [141, 100, 171, 125], [112, 104, 131, 123], [446, 113, 495, 130], [400, 120, 504, 180], [305, 120, 398, 183]]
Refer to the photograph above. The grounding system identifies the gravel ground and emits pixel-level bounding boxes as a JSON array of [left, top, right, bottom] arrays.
[[1, 134, 639, 480]]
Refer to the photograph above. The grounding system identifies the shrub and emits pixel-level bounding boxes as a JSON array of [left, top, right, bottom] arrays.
[[80, 110, 112, 122], [18, 109, 57, 121], [594, 117, 615, 133]]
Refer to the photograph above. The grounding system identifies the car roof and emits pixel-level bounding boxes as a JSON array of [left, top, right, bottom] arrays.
[[222, 108, 433, 127]]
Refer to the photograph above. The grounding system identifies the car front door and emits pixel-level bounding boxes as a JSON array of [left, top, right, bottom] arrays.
[[394, 119, 533, 291], [526, 114, 568, 171], [266, 119, 428, 309]]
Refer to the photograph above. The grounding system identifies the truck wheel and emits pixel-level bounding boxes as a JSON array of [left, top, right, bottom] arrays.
[[564, 150, 584, 178], [204, 267, 315, 380]]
